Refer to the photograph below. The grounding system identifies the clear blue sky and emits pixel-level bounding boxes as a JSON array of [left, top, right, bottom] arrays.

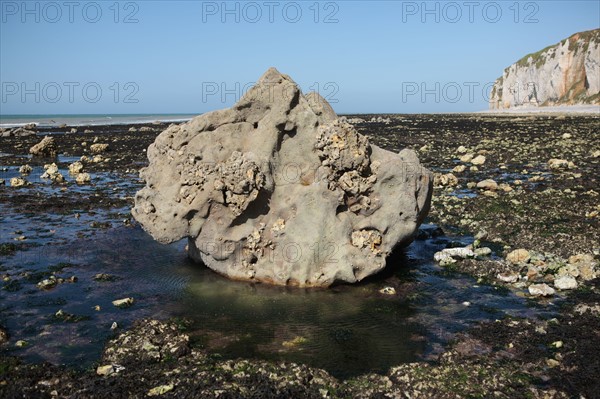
[[1, 0, 598, 114]]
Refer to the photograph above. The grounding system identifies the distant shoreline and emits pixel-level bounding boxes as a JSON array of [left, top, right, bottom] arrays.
[[0, 114, 197, 129], [479, 105, 600, 115], [2, 105, 599, 129]]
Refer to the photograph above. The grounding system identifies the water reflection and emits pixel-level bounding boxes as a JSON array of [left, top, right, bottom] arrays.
[[1, 224, 556, 379]]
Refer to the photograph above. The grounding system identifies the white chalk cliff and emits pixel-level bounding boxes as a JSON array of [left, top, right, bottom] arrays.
[[490, 29, 600, 109]]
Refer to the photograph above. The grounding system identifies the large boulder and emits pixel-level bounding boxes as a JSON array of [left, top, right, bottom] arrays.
[[132, 68, 432, 287]]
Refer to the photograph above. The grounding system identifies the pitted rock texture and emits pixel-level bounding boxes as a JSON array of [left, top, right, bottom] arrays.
[[133, 68, 432, 287], [490, 29, 600, 109]]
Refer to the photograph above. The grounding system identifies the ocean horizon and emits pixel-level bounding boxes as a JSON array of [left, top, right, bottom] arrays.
[[0, 113, 199, 128]]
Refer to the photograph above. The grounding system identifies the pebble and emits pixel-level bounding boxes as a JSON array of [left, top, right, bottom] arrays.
[[148, 384, 174, 396], [76, 173, 91, 184], [528, 283, 555, 297], [379, 286, 396, 295], [474, 247, 492, 257], [497, 272, 519, 283], [506, 249, 530, 264], [112, 297, 134, 308], [452, 165, 466, 173], [19, 164, 32, 175], [471, 155, 486, 165], [10, 177, 28, 187], [434, 247, 475, 262], [553, 276, 578, 290], [476, 179, 498, 191], [15, 340, 28, 347], [459, 154, 474, 163]]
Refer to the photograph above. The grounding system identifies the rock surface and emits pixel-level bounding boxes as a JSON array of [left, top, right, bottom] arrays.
[[133, 68, 432, 287], [490, 29, 599, 109], [29, 136, 57, 157]]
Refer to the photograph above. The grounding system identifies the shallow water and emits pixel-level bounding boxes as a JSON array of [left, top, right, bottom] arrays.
[[0, 167, 559, 379]]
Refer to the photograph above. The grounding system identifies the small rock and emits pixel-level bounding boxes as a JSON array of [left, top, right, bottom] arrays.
[[0, 327, 9, 344], [41, 163, 64, 182], [68, 161, 84, 175], [76, 173, 91, 184], [19, 164, 32, 175], [434, 173, 458, 187], [96, 364, 123, 376], [546, 358, 560, 368], [506, 249, 530, 264], [10, 177, 28, 187], [37, 278, 57, 290], [434, 247, 475, 262], [474, 247, 492, 257], [379, 286, 396, 295], [471, 155, 486, 165], [497, 272, 519, 283], [128, 127, 138, 132], [90, 143, 109, 154], [452, 165, 466, 173], [562, 133, 572, 139], [15, 340, 28, 347], [474, 230, 488, 240], [476, 179, 498, 191], [553, 276, 577, 290], [456, 145, 468, 154], [112, 297, 134, 308], [551, 341, 563, 348], [548, 159, 570, 170], [147, 384, 174, 396], [29, 136, 58, 157], [460, 154, 474, 163], [94, 273, 116, 281], [528, 283, 555, 297], [111, 322, 118, 330]]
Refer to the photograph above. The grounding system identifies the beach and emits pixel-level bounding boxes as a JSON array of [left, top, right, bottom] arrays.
[[1, 113, 599, 397]]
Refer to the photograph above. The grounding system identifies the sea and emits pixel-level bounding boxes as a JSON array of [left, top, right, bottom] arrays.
[[0, 114, 198, 128]]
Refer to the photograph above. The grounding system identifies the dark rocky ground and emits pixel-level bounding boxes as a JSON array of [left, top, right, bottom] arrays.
[[1, 114, 599, 398]]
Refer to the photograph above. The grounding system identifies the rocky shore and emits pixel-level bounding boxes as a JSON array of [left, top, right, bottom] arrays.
[[1, 113, 599, 397]]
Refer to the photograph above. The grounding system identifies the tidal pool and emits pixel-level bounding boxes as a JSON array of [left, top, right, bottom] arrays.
[[0, 219, 557, 379]]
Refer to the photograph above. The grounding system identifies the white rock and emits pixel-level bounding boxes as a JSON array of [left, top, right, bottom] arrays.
[[528, 283, 555, 296], [476, 179, 498, 191], [471, 155, 486, 165], [112, 298, 134, 308], [497, 272, 519, 283], [553, 276, 578, 290], [10, 177, 28, 187], [434, 247, 475, 262]]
